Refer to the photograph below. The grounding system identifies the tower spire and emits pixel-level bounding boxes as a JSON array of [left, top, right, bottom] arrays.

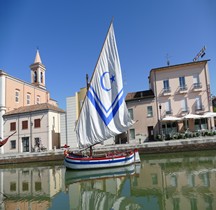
[[30, 49, 46, 89], [34, 49, 42, 63]]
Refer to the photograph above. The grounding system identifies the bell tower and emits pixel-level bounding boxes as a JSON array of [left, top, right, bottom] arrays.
[[30, 49, 46, 89]]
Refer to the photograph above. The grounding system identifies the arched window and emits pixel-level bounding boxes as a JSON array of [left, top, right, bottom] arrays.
[[34, 71, 37, 82], [41, 72, 43, 83]]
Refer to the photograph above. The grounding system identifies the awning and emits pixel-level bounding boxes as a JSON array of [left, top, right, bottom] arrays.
[[202, 112, 216, 118], [162, 116, 182, 121], [183, 113, 203, 119]]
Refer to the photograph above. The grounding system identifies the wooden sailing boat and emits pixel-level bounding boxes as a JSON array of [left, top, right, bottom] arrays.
[[64, 21, 140, 170], [0, 131, 16, 147]]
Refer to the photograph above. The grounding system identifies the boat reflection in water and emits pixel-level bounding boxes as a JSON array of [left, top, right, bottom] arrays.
[[0, 151, 216, 209], [66, 151, 216, 210], [65, 164, 141, 210]]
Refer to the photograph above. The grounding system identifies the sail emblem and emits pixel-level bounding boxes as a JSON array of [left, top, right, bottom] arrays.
[[87, 71, 124, 126], [100, 72, 115, 91]]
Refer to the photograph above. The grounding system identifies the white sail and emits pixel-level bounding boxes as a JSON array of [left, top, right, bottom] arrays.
[[76, 23, 133, 148]]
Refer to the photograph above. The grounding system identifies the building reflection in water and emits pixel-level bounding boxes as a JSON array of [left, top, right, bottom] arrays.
[[66, 152, 216, 210], [0, 164, 65, 210], [0, 151, 216, 210]]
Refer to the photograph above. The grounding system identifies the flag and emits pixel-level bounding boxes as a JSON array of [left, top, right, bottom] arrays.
[[76, 23, 133, 148]]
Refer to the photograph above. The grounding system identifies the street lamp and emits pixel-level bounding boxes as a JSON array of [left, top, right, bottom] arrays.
[[159, 104, 162, 139]]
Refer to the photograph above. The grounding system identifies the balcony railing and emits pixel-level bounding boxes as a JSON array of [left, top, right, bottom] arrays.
[[181, 107, 189, 113], [179, 85, 188, 92], [193, 82, 202, 89], [195, 104, 204, 111], [165, 110, 172, 115], [163, 87, 171, 95]]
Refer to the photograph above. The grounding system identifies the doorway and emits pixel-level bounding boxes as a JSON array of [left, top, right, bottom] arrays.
[[22, 137, 29, 152], [148, 126, 154, 141]]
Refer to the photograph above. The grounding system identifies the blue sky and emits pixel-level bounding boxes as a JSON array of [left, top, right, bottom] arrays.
[[0, 0, 216, 110]]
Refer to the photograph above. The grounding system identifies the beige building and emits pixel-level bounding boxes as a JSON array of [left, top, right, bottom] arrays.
[[126, 90, 157, 143], [3, 103, 64, 153], [60, 87, 87, 148], [126, 60, 213, 142], [0, 50, 63, 153]]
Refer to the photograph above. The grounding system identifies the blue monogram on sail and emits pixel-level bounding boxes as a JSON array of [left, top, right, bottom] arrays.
[[87, 71, 124, 126]]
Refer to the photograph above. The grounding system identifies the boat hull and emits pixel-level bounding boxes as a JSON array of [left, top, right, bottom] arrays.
[[65, 164, 140, 184], [64, 149, 140, 170]]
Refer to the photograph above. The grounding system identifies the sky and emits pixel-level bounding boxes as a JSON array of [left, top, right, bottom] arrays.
[[0, 0, 216, 110]]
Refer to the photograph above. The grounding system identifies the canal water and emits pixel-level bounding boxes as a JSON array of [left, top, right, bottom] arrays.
[[0, 150, 216, 210]]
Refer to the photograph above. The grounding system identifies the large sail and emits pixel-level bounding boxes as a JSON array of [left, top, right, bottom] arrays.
[[76, 22, 133, 148]]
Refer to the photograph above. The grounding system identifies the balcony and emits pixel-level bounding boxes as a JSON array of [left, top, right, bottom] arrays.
[[193, 83, 202, 91], [195, 104, 204, 112], [179, 85, 188, 93], [181, 107, 189, 114], [163, 87, 171, 96], [165, 110, 172, 115]]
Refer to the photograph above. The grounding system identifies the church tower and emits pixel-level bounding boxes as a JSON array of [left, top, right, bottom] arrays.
[[30, 49, 46, 89]]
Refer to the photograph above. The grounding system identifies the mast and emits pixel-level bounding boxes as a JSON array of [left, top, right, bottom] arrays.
[[86, 73, 93, 157]]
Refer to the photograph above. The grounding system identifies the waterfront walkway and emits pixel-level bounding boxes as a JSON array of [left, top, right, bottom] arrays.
[[1, 136, 216, 165]]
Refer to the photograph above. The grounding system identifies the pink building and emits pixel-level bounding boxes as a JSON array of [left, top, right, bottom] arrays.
[[126, 60, 214, 142]]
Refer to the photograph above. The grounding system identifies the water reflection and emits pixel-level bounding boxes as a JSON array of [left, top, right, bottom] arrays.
[[0, 151, 216, 210], [0, 163, 65, 210], [65, 164, 141, 210], [66, 151, 216, 210]]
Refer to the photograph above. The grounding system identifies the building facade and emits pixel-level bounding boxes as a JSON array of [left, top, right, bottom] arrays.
[[126, 90, 157, 143], [126, 60, 214, 142], [3, 103, 64, 153], [0, 50, 62, 154]]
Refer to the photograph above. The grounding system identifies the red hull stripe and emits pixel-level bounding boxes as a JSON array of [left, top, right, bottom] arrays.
[[67, 152, 133, 161]]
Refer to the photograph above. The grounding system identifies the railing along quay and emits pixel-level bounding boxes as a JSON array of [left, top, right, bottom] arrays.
[[1, 136, 216, 165]]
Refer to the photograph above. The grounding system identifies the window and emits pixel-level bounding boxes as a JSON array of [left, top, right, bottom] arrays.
[[10, 182, 16, 191], [165, 99, 172, 114], [35, 182, 42, 191], [188, 174, 195, 187], [190, 198, 197, 210], [200, 173, 210, 187], [151, 174, 158, 185], [195, 96, 202, 110], [34, 71, 37, 82], [173, 198, 180, 210], [147, 106, 153, 117], [22, 182, 29, 191], [179, 76, 187, 90], [181, 98, 188, 112], [163, 79, 170, 92], [15, 90, 20, 103], [128, 109, 134, 120], [193, 74, 201, 88], [10, 122, 16, 131], [22, 120, 28, 129], [53, 116, 55, 130], [129, 129, 135, 139], [34, 119, 41, 128], [27, 93, 31, 105], [41, 72, 43, 83], [36, 95, 40, 104], [10, 140, 16, 149], [170, 174, 178, 187]]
